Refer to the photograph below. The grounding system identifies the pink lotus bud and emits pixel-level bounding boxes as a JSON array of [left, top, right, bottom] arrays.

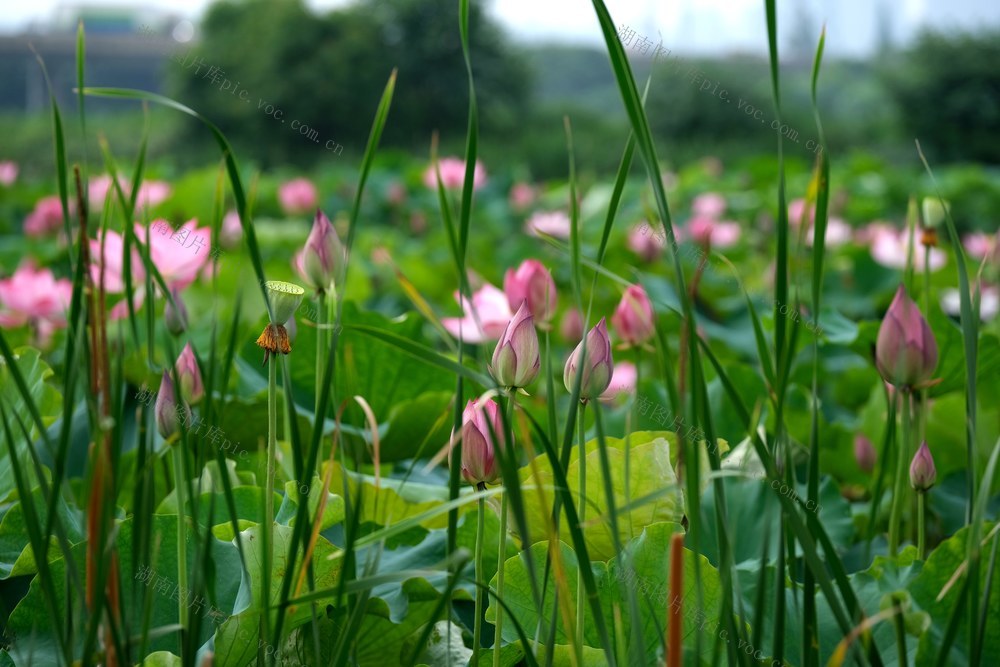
[[563, 318, 614, 400], [909, 441, 936, 492], [278, 178, 318, 216], [296, 210, 346, 294], [876, 285, 938, 388], [854, 434, 876, 473], [560, 308, 584, 343], [611, 285, 655, 346], [164, 288, 188, 336], [220, 210, 243, 249], [176, 342, 204, 406], [155, 371, 187, 439], [490, 301, 540, 389], [692, 192, 726, 219], [503, 259, 557, 325], [461, 399, 503, 486], [626, 222, 666, 263]]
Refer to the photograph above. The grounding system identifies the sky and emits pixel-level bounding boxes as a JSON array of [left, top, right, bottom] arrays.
[[2, 0, 998, 57]]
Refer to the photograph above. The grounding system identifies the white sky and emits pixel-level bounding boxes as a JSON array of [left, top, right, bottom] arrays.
[[1, 0, 996, 56]]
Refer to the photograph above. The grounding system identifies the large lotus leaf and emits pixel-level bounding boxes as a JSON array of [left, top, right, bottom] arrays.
[[911, 523, 1000, 666], [516, 432, 684, 560], [6, 514, 242, 664], [488, 522, 723, 664], [0, 485, 84, 579], [0, 347, 62, 501]]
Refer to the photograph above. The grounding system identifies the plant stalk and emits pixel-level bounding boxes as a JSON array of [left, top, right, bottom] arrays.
[[171, 443, 188, 630], [473, 484, 487, 665], [493, 395, 515, 666], [917, 491, 926, 559], [576, 401, 587, 665], [889, 388, 911, 555]]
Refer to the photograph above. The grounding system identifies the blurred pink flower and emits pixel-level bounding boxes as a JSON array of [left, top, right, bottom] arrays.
[[692, 192, 726, 219], [220, 210, 243, 249], [941, 284, 999, 321], [137, 220, 211, 290], [963, 232, 997, 261], [386, 182, 407, 206], [88, 175, 171, 209], [135, 180, 172, 208], [0, 161, 18, 186], [870, 226, 946, 271], [599, 361, 637, 403], [442, 283, 512, 344], [525, 210, 571, 239], [90, 230, 142, 293], [509, 182, 536, 211], [806, 217, 853, 248], [788, 198, 814, 226], [422, 157, 487, 191], [24, 196, 69, 237], [681, 216, 741, 248], [627, 222, 667, 263], [0, 263, 72, 346], [560, 308, 584, 343], [278, 178, 318, 215]]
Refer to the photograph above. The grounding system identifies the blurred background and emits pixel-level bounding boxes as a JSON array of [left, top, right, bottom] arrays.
[[0, 0, 998, 181]]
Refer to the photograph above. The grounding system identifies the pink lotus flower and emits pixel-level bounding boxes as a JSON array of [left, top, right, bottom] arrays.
[[788, 198, 814, 226], [870, 226, 946, 271], [627, 222, 667, 263], [963, 232, 997, 261], [24, 196, 68, 237], [691, 192, 726, 219], [681, 216, 741, 249], [90, 229, 143, 294], [806, 217, 853, 248], [611, 284, 655, 346], [422, 157, 487, 191], [89, 175, 115, 205], [560, 308, 584, 343], [509, 182, 536, 211], [137, 220, 211, 290], [135, 180, 172, 208], [876, 284, 938, 389], [88, 175, 170, 209], [525, 211, 571, 239], [0, 263, 72, 346], [220, 210, 243, 249], [599, 361, 637, 403], [0, 161, 18, 186], [503, 259, 557, 325], [442, 283, 513, 344], [941, 284, 999, 322], [278, 178, 318, 216]]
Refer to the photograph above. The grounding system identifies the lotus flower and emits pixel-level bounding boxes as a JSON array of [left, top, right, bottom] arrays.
[[854, 434, 876, 473], [0, 262, 72, 346], [611, 285, 655, 346], [442, 283, 513, 344], [136, 220, 212, 290], [422, 157, 487, 191], [135, 180, 172, 208], [909, 441, 936, 492], [564, 318, 614, 401], [599, 361, 637, 403], [525, 211, 571, 239], [788, 198, 814, 226], [0, 161, 18, 186], [175, 342, 204, 405], [963, 232, 997, 261], [460, 398, 503, 486], [509, 182, 536, 211], [681, 216, 741, 249], [489, 302, 540, 389], [295, 210, 346, 294], [876, 284, 938, 388], [88, 175, 170, 209], [503, 259, 557, 325], [692, 192, 726, 218], [941, 284, 999, 322], [806, 217, 853, 248], [278, 178, 318, 215], [24, 196, 68, 237], [560, 308, 584, 343], [870, 226, 946, 271], [220, 210, 243, 249]]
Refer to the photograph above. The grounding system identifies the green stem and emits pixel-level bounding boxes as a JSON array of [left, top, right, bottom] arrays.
[[171, 443, 188, 631], [917, 491, 926, 559], [576, 401, 587, 666], [889, 389, 911, 555], [473, 487, 486, 666], [315, 292, 326, 419], [494, 396, 515, 666], [262, 353, 277, 655]]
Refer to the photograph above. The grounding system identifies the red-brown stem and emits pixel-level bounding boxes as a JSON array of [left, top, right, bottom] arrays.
[[666, 532, 684, 667]]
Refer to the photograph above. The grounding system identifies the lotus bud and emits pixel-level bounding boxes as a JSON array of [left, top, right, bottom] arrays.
[[155, 370, 187, 439], [297, 210, 346, 294], [563, 318, 614, 401], [854, 434, 876, 473], [164, 288, 188, 336], [611, 284, 655, 346], [503, 259, 557, 326], [921, 197, 949, 229], [176, 342, 204, 406], [490, 301, 540, 389], [909, 441, 936, 492], [876, 285, 938, 389], [560, 308, 584, 343], [460, 399, 503, 486]]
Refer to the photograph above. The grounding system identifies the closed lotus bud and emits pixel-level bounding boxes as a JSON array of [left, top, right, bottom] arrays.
[[176, 342, 204, 405], [909, 441, 936, 492], [611, 284, 655, 346], [854, 434, 876, 473], [164, 288, 188, 336], [297, 210, 346, 294], [503, 259, 557, 326], [490, 301, 540, 389], [563, 318, 614, 401], [560, 308, 584, 343], [461, 399, 503, 486], [155, 370, 186, 439], [921, 197, 949, 229], [876, 285, 938, 388]]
